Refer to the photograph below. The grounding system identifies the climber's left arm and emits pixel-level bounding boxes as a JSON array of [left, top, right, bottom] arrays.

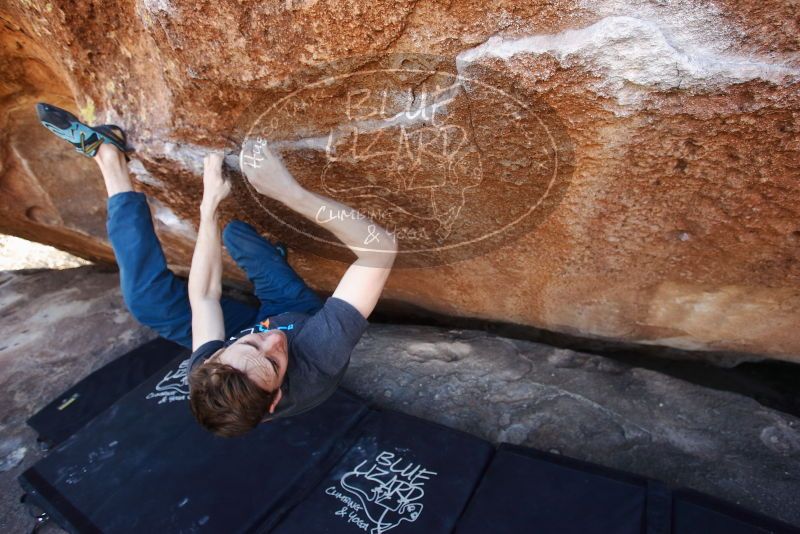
[[188, 153, 230, 351]]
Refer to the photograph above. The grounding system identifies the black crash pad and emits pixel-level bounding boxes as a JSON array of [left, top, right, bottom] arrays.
[[19, 353, 369, 533], [272, 410, 493, 534], [455, 444, 800, 534], [20, 342, 800, 534], [455, 444, 649, 534], [26, 337, 187, 449], [671, 489, 800, 534]]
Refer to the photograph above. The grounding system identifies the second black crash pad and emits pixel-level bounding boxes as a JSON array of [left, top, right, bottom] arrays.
[[272, 410, 494, 534], [671, 489, 800, 534], [455, 444, 650, 534], [19, 353, 369, 533], [454, 444, 800, 534], [26, 337, 187, 449]]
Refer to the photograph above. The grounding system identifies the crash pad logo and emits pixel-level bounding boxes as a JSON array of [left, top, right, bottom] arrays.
[[145, 359, 190, 404], [325, 450, 437, 533]]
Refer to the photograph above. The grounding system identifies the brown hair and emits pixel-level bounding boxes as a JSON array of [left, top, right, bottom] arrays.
[[188, 355, 276, 438]]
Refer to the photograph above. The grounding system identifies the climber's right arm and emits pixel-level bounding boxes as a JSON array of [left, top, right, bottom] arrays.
[[241, 139, 397, 319]]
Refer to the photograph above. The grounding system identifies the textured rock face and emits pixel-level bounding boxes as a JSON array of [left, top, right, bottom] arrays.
[[1, 1, 799, 360]]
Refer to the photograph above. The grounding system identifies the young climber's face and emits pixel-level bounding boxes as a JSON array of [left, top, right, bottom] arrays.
[[209, 330, 289, 392]]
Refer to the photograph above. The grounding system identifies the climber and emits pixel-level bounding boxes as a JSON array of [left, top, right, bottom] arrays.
[[36, 103, 398, 437]]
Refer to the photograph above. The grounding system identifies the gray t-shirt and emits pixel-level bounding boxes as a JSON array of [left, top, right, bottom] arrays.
[[189, 297, 368, 419]]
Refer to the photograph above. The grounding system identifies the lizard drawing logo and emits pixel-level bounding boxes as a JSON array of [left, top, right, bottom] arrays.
[[145, 358, 190, 404], [336, 450, 437, 534]]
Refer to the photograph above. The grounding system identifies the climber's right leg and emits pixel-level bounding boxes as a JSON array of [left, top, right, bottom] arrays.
[[95, 140, 135, 196], [35, 102, 259, 347], [96, 144, 258, 348]]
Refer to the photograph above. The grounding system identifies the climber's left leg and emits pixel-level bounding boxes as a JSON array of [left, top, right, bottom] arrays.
[[223, 220, 323, 318]]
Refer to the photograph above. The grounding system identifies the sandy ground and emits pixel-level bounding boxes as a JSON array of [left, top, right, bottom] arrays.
[[0, 235, 90, 270]]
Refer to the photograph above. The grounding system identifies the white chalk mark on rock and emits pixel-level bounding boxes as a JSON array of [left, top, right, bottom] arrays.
[[0, 446, 26, 472], [128, 159, 166, 189], [148, 197, 198, 240], [456, 16, 799, 107]]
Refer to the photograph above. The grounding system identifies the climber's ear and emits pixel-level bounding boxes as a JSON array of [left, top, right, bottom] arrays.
[[268, 387, 282, 415]]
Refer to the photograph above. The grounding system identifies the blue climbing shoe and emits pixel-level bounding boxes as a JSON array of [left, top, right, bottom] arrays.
[[36, 102, 131, 159]]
